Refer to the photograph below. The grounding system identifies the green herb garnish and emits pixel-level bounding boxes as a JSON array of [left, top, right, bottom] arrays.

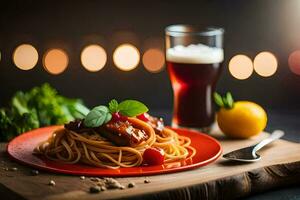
[[84, 99, 149, 127], [84, 106, 111, 128], [108, 99, 119, 113], [214, 92, 234, 109], [118, 100, 148, 117]]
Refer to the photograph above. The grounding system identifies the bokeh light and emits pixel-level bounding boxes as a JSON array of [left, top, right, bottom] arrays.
[[43, 49, 68, 75], [81, 44, 107, 72], [288, 50, 300, 75], [13, 44, 38, 70], [113, 44, 140, 71], [229, 55, 253, 80], [253, 51, 278, 77], [142, 48, 165, 73]]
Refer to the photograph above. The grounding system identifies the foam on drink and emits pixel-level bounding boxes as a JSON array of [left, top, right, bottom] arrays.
[[166, 43, 224, 64]]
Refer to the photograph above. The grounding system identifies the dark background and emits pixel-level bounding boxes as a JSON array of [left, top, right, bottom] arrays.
[[1, 0, 300, 111], [1, 1, 300, 198]]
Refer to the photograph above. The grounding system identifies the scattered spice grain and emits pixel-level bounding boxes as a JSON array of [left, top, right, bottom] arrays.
[[48, 180, 56, 186], [144, 179, 150, 184], [90, 186, 101, 193], [128, 182, 135, 188], [30, 170, 39, 176]]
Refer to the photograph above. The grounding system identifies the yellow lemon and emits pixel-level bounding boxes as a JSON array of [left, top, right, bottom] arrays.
[[216, 101, 267, 139]]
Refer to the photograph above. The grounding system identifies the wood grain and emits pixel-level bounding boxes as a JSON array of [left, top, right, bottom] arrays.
[[0, 131, 300, 200]]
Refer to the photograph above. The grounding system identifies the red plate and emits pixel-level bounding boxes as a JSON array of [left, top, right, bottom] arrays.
[[7, 126, 222, 177]]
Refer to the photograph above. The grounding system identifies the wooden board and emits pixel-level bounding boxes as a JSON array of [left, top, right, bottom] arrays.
[[1, 131, 300, 200]]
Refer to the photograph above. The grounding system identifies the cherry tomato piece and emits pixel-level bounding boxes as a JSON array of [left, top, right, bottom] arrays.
[[143, 147, 165, 165], [137, 113, 150, 122], [112, 112, 128, 122]]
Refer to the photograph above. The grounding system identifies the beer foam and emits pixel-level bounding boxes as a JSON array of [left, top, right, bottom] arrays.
[[166, 43, 224, 64]]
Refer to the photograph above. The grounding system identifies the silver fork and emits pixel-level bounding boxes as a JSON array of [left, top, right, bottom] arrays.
[[223, 130, 285, 162]]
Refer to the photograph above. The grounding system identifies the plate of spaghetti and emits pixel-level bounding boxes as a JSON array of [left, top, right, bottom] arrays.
[[7, 99, 222, 177]]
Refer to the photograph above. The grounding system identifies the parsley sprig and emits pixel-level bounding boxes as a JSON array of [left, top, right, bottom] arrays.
[[84, 99, 148, 127]]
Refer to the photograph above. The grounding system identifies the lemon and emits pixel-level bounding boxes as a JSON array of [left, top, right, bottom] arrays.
[[216, 101, 267, 139]]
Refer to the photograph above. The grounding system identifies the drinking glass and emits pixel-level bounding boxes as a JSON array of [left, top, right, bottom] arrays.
[[165, 25, 224, 132]]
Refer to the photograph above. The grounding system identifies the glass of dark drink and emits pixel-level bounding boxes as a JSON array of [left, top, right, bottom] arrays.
[[165, 25, 224, 132]]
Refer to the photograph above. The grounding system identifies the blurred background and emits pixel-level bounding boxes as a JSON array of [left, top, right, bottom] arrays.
[[1, 0, 300, 112]]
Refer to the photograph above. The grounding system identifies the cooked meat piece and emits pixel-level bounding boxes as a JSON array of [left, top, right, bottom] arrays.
[[147, 115, 164, 136], [64, 119, 149, 147], [64, 119, 85, 131], [96, 120, 148, 147], [64, 119, 95, 134]]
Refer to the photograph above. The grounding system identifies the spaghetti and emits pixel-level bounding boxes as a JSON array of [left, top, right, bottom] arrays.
[[35, 117, 196, 169]]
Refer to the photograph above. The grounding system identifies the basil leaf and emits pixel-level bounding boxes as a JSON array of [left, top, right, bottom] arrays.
[[108, 99, 119, 113], [213, 92, 224, 107], [118, 100, 149, 117], [104, 112, 112, 123], [84, 105, 110, 127]]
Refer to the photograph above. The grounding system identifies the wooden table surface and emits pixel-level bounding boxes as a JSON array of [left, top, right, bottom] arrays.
[[1, 130, 300, 200]]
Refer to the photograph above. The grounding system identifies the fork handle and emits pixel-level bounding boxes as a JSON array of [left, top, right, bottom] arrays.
[[253, 130, 285, 153]]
